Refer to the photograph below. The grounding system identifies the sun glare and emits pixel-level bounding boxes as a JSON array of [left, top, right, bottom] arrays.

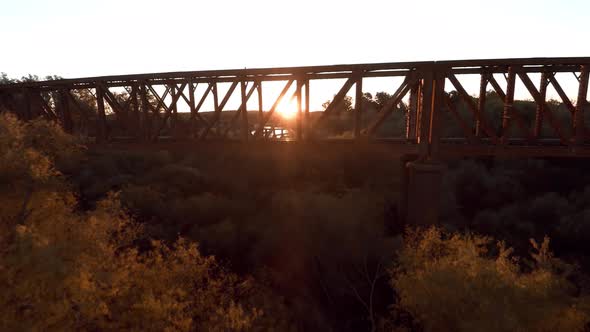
[[277, 98, 299, 119]]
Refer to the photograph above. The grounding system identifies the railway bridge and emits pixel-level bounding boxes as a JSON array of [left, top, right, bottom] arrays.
[[1, 57, 589, 224]]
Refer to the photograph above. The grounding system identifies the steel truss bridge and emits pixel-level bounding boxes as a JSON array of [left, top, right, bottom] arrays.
[[1, 57, 589, 159]]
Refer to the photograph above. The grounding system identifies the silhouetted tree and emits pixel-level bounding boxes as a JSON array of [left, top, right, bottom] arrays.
[[322, 95, 353, 114]]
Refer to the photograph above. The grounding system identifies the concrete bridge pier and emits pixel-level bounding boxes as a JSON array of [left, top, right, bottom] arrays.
[[399, 67, 447, 227], [401, 159, 446, 226]]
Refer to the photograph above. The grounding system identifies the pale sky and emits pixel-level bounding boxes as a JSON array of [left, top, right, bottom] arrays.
[[1, 0, 589, 110]]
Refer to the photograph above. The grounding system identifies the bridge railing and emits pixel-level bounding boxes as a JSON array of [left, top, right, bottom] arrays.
[[1, 57, 589, 157]]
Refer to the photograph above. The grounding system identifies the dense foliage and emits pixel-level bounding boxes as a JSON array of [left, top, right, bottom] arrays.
[[392, 227, 590, 332], [2, 113, 590, 330], [0, 114, 292, 331]]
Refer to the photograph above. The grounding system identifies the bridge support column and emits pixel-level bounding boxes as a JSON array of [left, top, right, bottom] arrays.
[[402, 158, 445, 226]]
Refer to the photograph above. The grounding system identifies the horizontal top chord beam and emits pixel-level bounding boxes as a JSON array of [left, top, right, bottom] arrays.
[[2, 57, 589, 90]]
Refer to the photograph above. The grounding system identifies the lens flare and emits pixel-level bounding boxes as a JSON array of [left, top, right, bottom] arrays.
[[277, 99, 298, 119]]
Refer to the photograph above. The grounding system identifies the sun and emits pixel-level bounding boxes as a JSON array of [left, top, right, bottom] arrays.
[[276, 98, 298, 119]]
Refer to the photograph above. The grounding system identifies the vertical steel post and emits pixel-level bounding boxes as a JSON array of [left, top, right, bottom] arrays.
[[428, 69, 446, 160], [477, 74, 488, 138], [189, 81, 196, 139], [354, 75, 363, 139], [140, 83, 150, 141], [418, 68, 434, 157], [257, 81, 263, 132], [95, 83, 107, 142], [59, 89, 73, 133], [575, 65, 589, 145], [204, 82, 218, 140], [305, 80, 310, 140], [212, 82, 219, 112], [407, 83, 418, 140], [501, 67, 516, 143], [534, 72, 548, 139], [415, 80, 424, 144], [241, 79, 249, 141], [130, 84, 139, 139], [297, 79, 303, 141], [170, 84, 177, 135]]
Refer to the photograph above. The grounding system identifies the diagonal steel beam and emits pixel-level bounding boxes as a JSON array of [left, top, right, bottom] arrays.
[[487, 74, 535, 141], [191, 82, 213, 127], [448, 73, 499, 143], [176, 83, 192, 106], [518, 72, 569, 145], [309, 76, 357, 133], [66, 90, 91, 126], [98, 82, 137, 131], [444, 94, 477, 141], [152, 82, 188, 138], [548, 72, 576, 114], [547, 71, 590, 141], [37, 92, 58, 120], [366, 74, 418, 137], [199, 80, 239, 139], [253, 79, 294, 138], [223, 81, 258, 137], [146, 84, 171, 114], [145, 84, 173, 139], [98, 83, 126, 115]]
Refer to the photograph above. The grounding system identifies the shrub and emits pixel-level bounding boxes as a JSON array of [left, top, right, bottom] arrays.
[[442, 161, 525, 223], [0, 114, 66, 239], [391, 227, 590, 332], [119, 184, 167, 221], [143, 164, 207, 196], [0, 194, 265, 331], [23, 117, 83, 170]]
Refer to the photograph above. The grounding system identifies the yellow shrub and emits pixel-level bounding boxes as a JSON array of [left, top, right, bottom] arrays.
[[0, 114, 272, 331], [391, 227, 590, 332]]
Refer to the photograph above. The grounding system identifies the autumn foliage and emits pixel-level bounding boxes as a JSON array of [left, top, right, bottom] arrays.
[[0, 114, 288, 331], [392, 227, 590, 332], [2, 114, 590, 331]]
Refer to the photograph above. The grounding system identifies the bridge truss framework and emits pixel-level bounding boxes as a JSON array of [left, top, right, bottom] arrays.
[[1, 57, 589, 159]]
